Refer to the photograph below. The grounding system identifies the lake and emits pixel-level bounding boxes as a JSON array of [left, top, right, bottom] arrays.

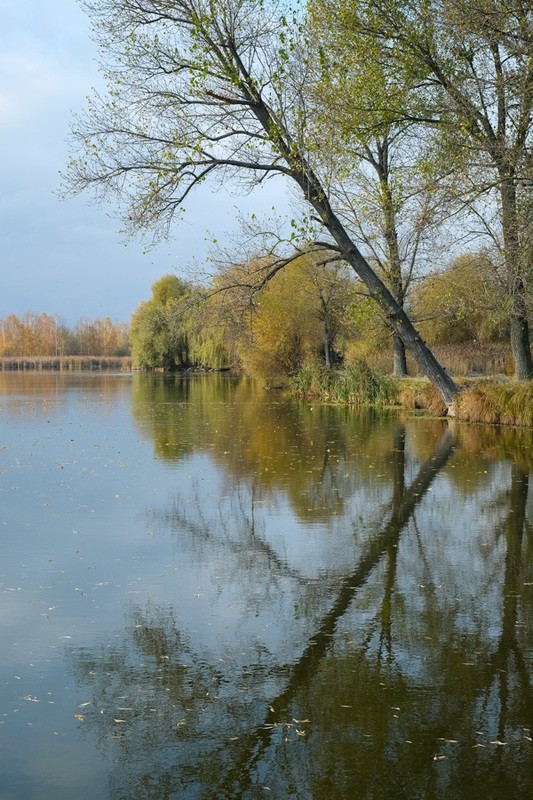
[[1, 371, 532, 799]]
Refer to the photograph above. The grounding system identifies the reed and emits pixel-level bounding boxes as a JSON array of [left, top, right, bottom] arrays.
[[293, 361, 533, 429], [0, 356, 132, 371], [456, 381, 533, 427], [364, 342, 513, 378], [394, 378, 448, 416]]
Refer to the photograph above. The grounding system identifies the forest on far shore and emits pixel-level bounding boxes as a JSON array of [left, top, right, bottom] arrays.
[[0, 312, 130, 358]]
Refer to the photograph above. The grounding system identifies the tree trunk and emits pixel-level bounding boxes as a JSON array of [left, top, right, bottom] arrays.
[[392, 333, 408, 377], [323, 316, 332, 368], [377, 149, 409, 378], [250, 95, 459, 405], [324, 335, 332, 368], [500, 176, 533, 379], [510, 312, 533, 379]]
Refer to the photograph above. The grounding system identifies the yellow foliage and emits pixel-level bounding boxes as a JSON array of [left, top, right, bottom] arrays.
[[237, 252, 356, 384], [413, 253, 508, 345]]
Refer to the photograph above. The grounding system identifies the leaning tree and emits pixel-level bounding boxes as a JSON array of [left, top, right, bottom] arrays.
[[64, 0, 460, 406]]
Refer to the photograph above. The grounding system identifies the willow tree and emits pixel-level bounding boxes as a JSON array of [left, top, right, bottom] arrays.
[[64, 0, 460, 406], [236, 252, 355, 382], [130, 274, 194, 370]]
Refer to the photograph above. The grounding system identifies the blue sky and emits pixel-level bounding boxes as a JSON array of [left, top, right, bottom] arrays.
[[1, 1, 289, 324]]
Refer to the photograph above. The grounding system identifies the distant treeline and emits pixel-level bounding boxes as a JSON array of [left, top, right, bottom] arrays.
[[0, 313, 130, 357]]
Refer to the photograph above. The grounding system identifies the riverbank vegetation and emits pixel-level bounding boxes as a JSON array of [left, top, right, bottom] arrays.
[[129, 245, 512, 383], [125, 257, 533, 425], [0, 356, 132, 372], [293, 366, 533, 427]]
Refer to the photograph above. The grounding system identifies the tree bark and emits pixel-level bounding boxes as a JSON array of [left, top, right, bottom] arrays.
[[377, 145, 409, 378], [510, 313, 533, 380]]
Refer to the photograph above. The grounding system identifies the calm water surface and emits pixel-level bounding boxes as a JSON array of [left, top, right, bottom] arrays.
[[1, 372, 533, 799]]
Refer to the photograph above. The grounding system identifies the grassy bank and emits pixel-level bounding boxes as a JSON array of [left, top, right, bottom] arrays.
[[292, 362, 533, 427]]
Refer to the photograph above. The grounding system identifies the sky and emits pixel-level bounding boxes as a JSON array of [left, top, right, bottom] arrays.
[[1, 1, 290, 325]]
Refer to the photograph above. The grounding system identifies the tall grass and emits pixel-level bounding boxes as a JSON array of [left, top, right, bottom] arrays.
[[394, 378, 448, 417], [363, 342, 513, 377], [456, 382, 533, 427], [292, 360, 397, 406]]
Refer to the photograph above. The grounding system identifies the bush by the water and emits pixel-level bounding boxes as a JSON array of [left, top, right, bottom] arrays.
[[293, 361, 397, 406]]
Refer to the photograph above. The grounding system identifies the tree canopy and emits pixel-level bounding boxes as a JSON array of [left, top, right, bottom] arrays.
[[65, 0, 464, 405], [326, 0, 533, 376]]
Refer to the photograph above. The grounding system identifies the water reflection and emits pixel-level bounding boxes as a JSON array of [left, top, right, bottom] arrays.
[[66, 378, 533, 798], [0, 370, 131, 421], [131, 373, 439, 523], [3, 373, 533, 799]]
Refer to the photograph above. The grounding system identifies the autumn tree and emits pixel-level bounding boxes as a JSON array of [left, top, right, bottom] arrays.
[[236, 252, 356, 383], [302, 253, 356, 368], [186, 284, 245, 370], [64, 0, 460, 407], [413, 252, 509, 345], [0, 313, 128, 357]]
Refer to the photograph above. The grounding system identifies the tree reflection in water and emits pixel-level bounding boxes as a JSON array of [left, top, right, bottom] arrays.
[[70, 391, 533, 799]]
